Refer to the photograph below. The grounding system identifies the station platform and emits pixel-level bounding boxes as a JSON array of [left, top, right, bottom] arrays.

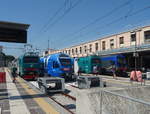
[[0, 68, 66, 114]]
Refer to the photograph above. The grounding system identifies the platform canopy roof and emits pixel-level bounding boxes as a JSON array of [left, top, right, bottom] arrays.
[[95, 44, 150, 56], [0, 21, 30, 43]]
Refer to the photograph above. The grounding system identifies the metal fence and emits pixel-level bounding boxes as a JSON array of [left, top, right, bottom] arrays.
[[100, 89, 150, 114]]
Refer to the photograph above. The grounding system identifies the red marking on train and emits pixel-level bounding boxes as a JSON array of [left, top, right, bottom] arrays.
[[23, 75, 38, 79], [25, 68, 37, 71], [62, 68, 70, 71]]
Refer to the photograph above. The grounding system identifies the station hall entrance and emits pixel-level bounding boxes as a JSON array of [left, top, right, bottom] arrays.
[[124, 50, 150, 71]]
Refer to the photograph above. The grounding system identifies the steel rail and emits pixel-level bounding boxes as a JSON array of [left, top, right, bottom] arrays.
[[68, 84, 79, 89], [61, 92, 76, 101], [48, 95, 75, 114]]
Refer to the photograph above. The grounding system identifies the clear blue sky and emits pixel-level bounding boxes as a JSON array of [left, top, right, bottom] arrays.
[[0, 0, 150, 57]]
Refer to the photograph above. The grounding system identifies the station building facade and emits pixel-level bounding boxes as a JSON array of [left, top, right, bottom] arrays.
[[48, 25, 150, 58]]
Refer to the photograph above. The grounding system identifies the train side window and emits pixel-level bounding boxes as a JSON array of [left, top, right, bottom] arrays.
[[53, 61, 59, 68]]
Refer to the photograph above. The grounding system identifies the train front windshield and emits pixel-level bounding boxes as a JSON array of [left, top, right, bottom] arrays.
[[59, 58, 71, 66], [23, 57, 39, 63], [92, 58, 100, 64]]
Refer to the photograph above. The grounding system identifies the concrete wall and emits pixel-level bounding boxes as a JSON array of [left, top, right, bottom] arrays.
[[76, 86, 150, 114], [102, 90, 150, 114], [76, 88, 101, 114]]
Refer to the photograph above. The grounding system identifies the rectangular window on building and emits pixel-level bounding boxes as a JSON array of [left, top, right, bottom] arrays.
[[45, 51, 48, 55], [75, 48, 78, 54], [110, 39, 114, 49], [89, 44, 92, 52], [102, 41, 106, 50], [95, 43, 98, 51], [119, 37, 124, 44], [84, 46, 87, 53], [131, 32, 136, 42], [68, 50, 70, 55], [80, 47, 82, 54], [72, 49, 74, 55], [65, 50, 67, 53], [144, 30, 150, 42]]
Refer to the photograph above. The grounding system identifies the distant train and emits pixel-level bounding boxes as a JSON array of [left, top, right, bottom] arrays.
[[77, 54, 127, 76], [17, 52, 41, 80], [101, 54, 127, 76], [77, 55, 101, 74], [41, 53, 74, 80]]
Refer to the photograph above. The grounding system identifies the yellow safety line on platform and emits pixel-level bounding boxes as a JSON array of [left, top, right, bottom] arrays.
[[17, 78, 59, 114]]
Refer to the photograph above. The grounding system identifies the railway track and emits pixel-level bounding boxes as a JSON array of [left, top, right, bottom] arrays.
[[7, 68, 76, 114], [49, 92, 76, 114], [67, 84, 79, 89], [65, 81, 79, 89], [29, 81, 76, 114]]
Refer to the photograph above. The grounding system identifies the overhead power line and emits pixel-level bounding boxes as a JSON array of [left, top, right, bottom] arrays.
[[2, 46, 47, 52], [88, 5, 150, 37], [2, 47, 24, 50], [44, 0, 82, 33], [62, 0, 133, 40], [55, 0, 133, 45], [41, 0, 82, 34], [60, 5, 150, 46], [40, 0, 69, 33]]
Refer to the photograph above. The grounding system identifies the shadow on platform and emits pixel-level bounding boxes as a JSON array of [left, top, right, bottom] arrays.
[[64, 104, 76, 109], [0, 93, 46, 101]]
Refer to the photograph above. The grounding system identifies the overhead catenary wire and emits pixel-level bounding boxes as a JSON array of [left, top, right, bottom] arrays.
[[42, 0, 82, 34], [86, 5, 150, 37], [58, 5, 150, 47], [53, 0, 134, 46], [40, 0, 128, 50], [3, 47, 24, 50], [2, 46, 48, 53], [40, 0, 69, 34], [62, 0, 133, 40]]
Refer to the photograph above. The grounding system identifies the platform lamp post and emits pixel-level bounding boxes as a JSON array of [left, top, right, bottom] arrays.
[[132, 29, 141, 72], [133, 43, 138, 71]]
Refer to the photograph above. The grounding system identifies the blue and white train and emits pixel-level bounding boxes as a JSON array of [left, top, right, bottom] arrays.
[[40, 53, 74, 80], [101, 54, 127, 76]]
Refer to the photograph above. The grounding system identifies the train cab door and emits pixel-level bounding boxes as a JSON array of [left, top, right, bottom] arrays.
[[52, 61, 60, 77]]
